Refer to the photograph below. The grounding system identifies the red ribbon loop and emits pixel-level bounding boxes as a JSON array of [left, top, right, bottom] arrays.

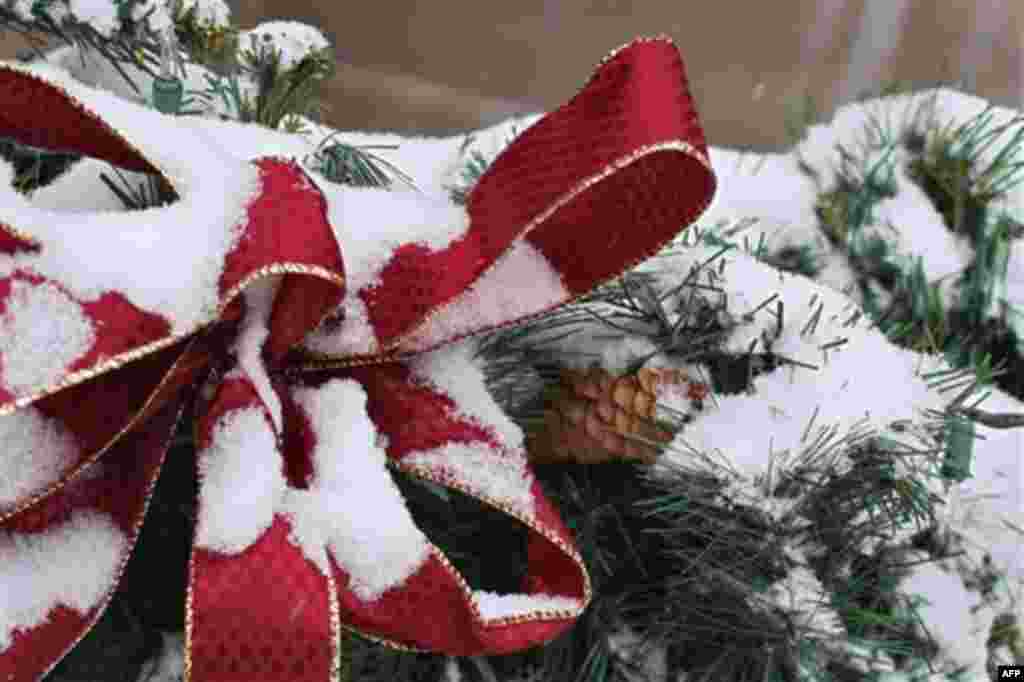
[[0, 35, 714, 682]]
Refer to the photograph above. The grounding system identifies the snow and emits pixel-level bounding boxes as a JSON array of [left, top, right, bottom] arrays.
[[645, 245, 953, 487], [400, 239, 570, 354], [173, 0, 230, 27], [403, 442, 536, 520], [228, 276, 284, 433], [0, 509, 125, 652], [899, 562, 994, 679], [134, 631, 184, 682], [284, 379, 431, 602], [27, 158, 147, 213], [301, 183, 471, 356], [239, 21, 330, 71], [8, 0, 34, 22], [760, 547, 845, 639], [4, 37, 1024, 677], [194, 405, 285, 555], [470, 592, 581, 622], [408, 338, 524, 449], [0, 277, 95, 394], [653, 86, 1024, 676], [0, 61, 263, 336], [605, 624, 669, 682], [0, 406, 81, 511], [73, 0, 123, 34]]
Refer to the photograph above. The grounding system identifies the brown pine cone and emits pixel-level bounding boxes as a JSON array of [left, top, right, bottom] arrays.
[[526, 366, 708, 465]]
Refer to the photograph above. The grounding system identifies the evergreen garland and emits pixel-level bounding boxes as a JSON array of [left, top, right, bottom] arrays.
[[4, 4, 1023, 680]]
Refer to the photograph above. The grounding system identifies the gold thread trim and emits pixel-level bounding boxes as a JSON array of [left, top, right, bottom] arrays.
[[0, 262, 344, 418], [328, 568, 342, 682], [398, 462, 592, 622], [0, 64, 182, 199], [0, 330, 196, 418], [3, 35, 709, 670], [184, 453, 199, 682], [38, 401, 184, 681], [1, 264, 344, 524], [0, 221, 42, 250], [0, 333, 206, 524], [391, 141, 712, 354], [333, 458, 595, 653], [292, 140, 714, 373], [593, 34, 677, 74]]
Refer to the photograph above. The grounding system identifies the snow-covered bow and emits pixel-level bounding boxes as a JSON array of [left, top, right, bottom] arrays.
[[0, 36, 714, 682]]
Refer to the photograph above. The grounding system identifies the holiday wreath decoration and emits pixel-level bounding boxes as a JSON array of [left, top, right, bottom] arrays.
[[0, 36, 715, 682]]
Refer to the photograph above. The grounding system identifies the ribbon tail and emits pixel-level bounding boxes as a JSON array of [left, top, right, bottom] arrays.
[[297, 36, 715, 359], [0, 398, 184, 682], [398, 37, 716, 353], [187, 367, 338, 682], [298, 347, 589, 656]]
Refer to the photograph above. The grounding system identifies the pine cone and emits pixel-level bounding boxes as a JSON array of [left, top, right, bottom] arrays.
[[526, 366, 708, 465]]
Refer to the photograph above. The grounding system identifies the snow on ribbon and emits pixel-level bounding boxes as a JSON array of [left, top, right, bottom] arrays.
[[0, 35, 715, 682]]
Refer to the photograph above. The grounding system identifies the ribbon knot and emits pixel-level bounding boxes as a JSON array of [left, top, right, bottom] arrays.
[[0, 36, 714, 682]]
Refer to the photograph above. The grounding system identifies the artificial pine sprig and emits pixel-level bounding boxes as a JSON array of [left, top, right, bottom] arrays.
[[304, 133, 418, 190], [0, 137, 79, 194], [98, 166, 177, 208], [907, 104, 1024, 240], [447, 121, 523, 205], [462, 221, 978, 681], [171, 0, 237, 74], [797, 83, 1024, 407], [184, 31, 335, 132], [0, 0, 168, 93]]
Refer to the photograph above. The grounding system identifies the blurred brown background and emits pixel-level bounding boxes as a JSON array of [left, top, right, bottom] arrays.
[[3, 1, 1022, 150]]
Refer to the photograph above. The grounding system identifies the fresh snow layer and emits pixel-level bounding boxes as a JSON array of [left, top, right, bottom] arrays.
[[194, 405, 285, 555], [0, 509, 125, 652], [666, 85, 1024, 675], [0, 406, 81, 510], [0, 277, 96, 394], [238, 21, 330, 70], [3, 40, 1024, 676], [408, 338, 525, 450], [471, 591, 581, 621], [0, 62, 262, 338], [284, 379, 431, 602]]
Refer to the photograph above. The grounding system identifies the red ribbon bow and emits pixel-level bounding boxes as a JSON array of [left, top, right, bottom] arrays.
[[0, 36, 714, 682]]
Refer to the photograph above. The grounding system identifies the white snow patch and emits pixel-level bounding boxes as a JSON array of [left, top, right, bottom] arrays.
[[900, 562, 993, 679], [471, 591, 580, 622], [0, 510, 126, 652], [761, 549, 845, 639], [654, 246, 948, 484], [0, 406, 81, 510], [0, 61, 263, 334], [441, 657, 462, 682], [229, 276, 283, 433], [400, 240, 569, 353], [283, 379, 431, 602], [134, 631, 185, 682], [868, 157, 972, 284], [174, 0, 230, 27], [408, 339, 524, 449], [700, 148, 820, 239], [403, 442, 535, 520], [301, 185, 470, 356], [194, 406, 285, 555], [28, 158, 144, 213], [0, 278, 95, 394], [239, 21, 330, 70], [67, 0, 120, 37]]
